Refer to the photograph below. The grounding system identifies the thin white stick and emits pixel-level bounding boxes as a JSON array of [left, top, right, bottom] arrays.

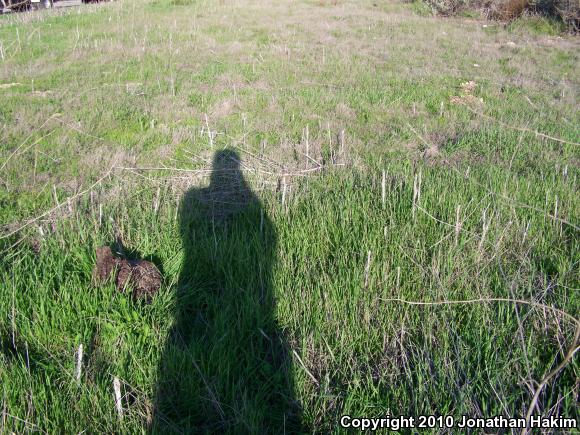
[[327, 124, 332, 155], [113, 377, 123, 419], [412, 175, 417, 221], [381, 170, 386, 208], [153, 185, 161, 214], [75, 344, 83, 382], [52, 185, 59, 207], [281, 175, 287, 207], [364, 250, 372, 288], [478, 209, 490, 257], [305, 124, 309, 159], [204, 114, 213, 148], [454, 204, 462, 246], [522, 220, 530, 244], [412, 170, 422, 221], [417, 170, 422, 210]]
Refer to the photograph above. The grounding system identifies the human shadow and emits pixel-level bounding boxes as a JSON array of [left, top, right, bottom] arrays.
[[153, 150, 302, 433]]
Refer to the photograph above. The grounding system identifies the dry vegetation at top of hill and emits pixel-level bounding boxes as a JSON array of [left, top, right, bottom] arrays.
[[420, 0, 579, 32]]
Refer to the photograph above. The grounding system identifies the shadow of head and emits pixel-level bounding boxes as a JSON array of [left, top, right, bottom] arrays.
[[182, 149, 257, 224]]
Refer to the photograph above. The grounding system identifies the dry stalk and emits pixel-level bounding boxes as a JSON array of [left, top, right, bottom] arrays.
[[364, 250, 372, 288], [412, 169, 422, 221], [381, 170, 386, 208], [113, 376, 123, 419], [292, 349, 319, 387], [305, 124, 310, 159], [75, 344, 83, 383], [454, 204, 462, 246]]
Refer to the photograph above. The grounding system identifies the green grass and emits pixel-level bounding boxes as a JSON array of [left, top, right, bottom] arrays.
[[0, 0, 579, 433], [507, 15, 567, 36]]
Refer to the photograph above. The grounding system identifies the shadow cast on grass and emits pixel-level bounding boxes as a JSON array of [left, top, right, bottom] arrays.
[[152, 150, 302, 433]]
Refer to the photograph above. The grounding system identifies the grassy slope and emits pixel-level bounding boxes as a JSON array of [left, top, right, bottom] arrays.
[[0, 0, 579, 432]]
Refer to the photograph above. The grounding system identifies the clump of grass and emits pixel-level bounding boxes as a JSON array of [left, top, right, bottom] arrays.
[[410, 0, 434, 16], [507, 13, 566, 35]]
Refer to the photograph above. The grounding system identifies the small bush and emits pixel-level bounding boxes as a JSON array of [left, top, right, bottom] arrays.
[[410, 0, 434, 15], [552, 0, 579, 31], [489, 0, 529, 20], [423, 0, 472, 15], [420, 0, 579, 32]]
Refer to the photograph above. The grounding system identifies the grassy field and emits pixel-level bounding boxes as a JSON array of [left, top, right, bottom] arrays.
[[0, 0, 579, 433]]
